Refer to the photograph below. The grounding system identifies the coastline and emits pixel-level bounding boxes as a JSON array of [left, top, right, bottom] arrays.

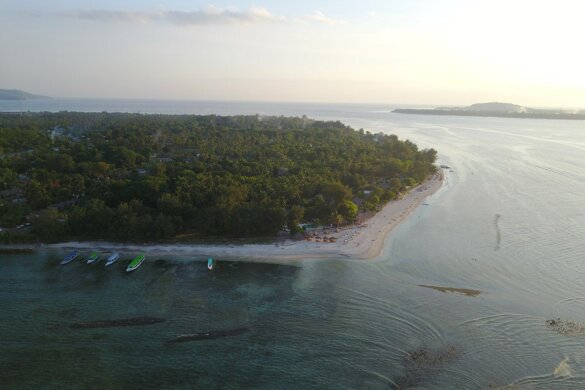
[[393, 108, 585, 120], [36, 170, 445, 264]]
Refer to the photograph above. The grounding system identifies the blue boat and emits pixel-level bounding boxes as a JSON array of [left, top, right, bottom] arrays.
[[61, 251, 78, 265], [207, 258, 214, 270], [105, 253, 120, 267]]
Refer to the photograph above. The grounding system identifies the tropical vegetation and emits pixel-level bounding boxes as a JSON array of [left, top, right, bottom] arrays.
[[0, 112, 437, 242]]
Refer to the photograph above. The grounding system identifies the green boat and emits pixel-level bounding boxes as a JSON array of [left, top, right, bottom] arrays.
[[126, 254, 146, 272], [86, 252, 100, 264]]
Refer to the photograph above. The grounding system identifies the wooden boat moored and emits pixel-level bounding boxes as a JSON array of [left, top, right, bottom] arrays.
[[105, 253, 120, 267], [61, 251, 78, 265], [86, 252, 100, 264], [126, 254, 146, 272]]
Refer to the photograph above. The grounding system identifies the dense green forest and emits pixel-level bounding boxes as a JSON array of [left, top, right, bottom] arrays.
[[0, 112, 437, 242]]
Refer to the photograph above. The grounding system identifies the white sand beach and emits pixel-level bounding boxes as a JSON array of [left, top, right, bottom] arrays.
[[48, 171, 445, 263]]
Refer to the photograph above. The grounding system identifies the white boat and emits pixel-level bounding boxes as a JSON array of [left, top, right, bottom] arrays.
[[105, 253, 120, 266]]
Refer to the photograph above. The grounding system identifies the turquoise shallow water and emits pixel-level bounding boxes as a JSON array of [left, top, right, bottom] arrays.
[[2, 101, 585, 388]]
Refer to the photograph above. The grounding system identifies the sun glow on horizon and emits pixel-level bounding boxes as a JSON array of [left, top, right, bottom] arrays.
[[0, 0, 583, 107]]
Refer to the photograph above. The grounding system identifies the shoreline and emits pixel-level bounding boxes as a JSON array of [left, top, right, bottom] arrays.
[[8, 171, 445, 264], [393, 108, 585, 121]]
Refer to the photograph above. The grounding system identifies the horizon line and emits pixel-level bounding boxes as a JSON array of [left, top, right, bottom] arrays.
[[2, 94, 582, 110]]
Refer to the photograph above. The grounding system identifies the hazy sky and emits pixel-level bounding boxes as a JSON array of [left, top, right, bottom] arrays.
[[1, 0, 584, 106]]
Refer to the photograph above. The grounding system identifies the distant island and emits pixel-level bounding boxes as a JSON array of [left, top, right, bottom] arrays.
[[394, 102, 585, 120], [0, 112, 438, 246], [0, 89, 51, 100]]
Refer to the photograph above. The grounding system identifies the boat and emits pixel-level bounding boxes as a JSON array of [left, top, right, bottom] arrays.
[[105, 253, 120, 267], [61, 251, 78, 265], [207, 258, 214, 270], [126, 254, 146, 272], [86, 252, 100, 264]]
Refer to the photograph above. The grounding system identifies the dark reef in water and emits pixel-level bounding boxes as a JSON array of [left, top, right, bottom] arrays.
[[547, 318, 585, 336], [71, 316, 166, 329], [166, 327, 250, 343], [419, 285, 481, 297], [406, 346, 458, 367]]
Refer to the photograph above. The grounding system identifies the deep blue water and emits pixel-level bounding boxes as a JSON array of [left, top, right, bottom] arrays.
[[2, 99, 585, 388]]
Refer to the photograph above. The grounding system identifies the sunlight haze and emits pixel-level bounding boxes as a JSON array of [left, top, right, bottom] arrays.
[[1, 0, 583, 106]]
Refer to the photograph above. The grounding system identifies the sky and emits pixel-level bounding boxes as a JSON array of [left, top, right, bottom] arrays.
[[1, 0, 584, 107]]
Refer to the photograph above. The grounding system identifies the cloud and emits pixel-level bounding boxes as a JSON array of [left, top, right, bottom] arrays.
[[299, 11, 346, 26], [68, 10, 153, 23], [164, 6, 284, 26], [63, 6, 285, 26], [60, 7, 346, 27]]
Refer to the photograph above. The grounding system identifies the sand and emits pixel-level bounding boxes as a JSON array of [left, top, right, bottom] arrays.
[[47, 171, 445, 263]]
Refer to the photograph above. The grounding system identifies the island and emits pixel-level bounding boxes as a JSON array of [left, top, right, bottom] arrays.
[[394, 102, 585, 120], [0, 89, 51, 100], [0, 112, 441, 261]]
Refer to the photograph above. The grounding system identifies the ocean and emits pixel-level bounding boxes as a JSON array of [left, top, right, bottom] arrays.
[[2, 99, 585, 388]]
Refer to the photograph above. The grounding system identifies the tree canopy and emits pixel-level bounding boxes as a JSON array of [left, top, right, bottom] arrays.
[[0, 112, 437, 242]]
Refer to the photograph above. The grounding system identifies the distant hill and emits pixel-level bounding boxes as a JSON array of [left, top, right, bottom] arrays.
[[455, 102, 528, 113], [394, 102, 585, 120], [0, 89, 51, 100]]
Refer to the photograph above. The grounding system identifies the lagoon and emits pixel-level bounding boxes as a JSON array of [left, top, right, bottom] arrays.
[[2, 100, 585, 388]]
